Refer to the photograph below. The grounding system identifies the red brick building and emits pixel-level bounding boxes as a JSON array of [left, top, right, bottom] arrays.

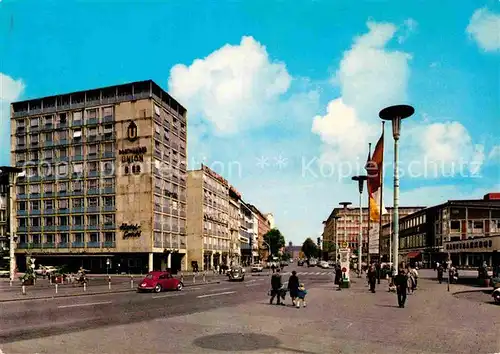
[[248, 204, 271, 260]]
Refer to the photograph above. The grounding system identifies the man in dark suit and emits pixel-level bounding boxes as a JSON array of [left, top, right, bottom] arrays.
[[394, 268, 408, 308]]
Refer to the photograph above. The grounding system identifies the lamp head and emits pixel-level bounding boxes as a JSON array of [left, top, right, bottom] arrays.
[[379, 105, 414, 140]]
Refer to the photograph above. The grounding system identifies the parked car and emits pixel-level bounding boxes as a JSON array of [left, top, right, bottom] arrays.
[[297, 259, 305, 266], [0, 269, 9, 278], [34, 265, 57, 277], [251, 264, 264, 272], [137, 271, 183, 293]]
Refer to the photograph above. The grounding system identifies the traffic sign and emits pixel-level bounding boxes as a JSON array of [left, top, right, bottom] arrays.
[[342, 242, 348, 248], [341, 267, 347, 273]]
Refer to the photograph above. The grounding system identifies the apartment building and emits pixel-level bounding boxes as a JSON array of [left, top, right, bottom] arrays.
[[248, 204, 271, 260], [239, 200, 254, 265], [381, 194, 500, 268], [10, 80, 188, 273], [228, 186, 242, 265], [0, 173, 9, 253], [186, 164, 232, 271], [322, 206, 424, 261]]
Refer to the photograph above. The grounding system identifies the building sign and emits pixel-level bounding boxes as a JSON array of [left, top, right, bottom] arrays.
[[119, 146, 147, 163], [126, 122, 138, 142], [120, 223, 141, 238], [202, 164, 228, 186]]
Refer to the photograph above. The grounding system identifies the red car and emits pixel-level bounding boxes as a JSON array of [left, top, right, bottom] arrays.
[[137, 271, 183, 293]]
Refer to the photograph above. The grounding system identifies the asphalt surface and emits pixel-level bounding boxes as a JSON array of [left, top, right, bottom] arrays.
[[0, 265, 333, 345]]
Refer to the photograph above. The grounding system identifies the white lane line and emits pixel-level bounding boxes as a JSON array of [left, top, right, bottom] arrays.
[[197, 291, 236, 299], [206, 287, 230, 292], [58, 301, 112, 309], [245, 283, 260, 287], [246, 279, 257, 283], [187, 287, 201, 290], [152, 293, 185, 299]]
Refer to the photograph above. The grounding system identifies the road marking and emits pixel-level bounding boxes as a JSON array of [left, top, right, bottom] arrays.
[[207, 287, 230, 292], [58, 301, 112, 308], [246, 279, 257, 283], [188, 287, 201, 290], [197, 291, 235, 298], [245, 283, 261, 287], [152, 293, 185, 299]]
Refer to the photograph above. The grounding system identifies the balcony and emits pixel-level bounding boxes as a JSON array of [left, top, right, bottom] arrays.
[[87, 225, 99, 230], [72, 207, 84, 214], [17, 243, 30, 249], [88, 188, 100, 195], [102, 205, 115, 212], [87, 241, 100, 248], [72, 242, 85, 248], [44, 208, 56, 215], [103, 151, 114, 158], [31, 226, 42, 232], [102, 187, 115, 194], [58, 242, 69, 248], [103, 224, 115, 230], [87, 171, 99, 178], [102, 241, 115, 248], [58, 208, 70, 214], [29, 193, 41, 199], [73, 155, 84, 161], [17, 194, 27, 200], [72, 120, 83, 127], [154, 241, 162, 248], [31, 243, 43, 249], [44, 225, 56, 231], [18, 226, 28, 232], [87, 206, 99, 213], [17, 210, 28, 216], [72, 225, 84, 231], [58, 225, 70, 231], [55, 139, 68, 146], [103, 116, 114, 123], [43, 243, 55, 249], [87, 118, 99, 125]]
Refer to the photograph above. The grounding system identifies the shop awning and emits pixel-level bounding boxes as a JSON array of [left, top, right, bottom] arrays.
[[407, 251, 421, 258]]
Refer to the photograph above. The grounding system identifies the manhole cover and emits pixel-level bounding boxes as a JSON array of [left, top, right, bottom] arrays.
[[193, 332, 281, 351]]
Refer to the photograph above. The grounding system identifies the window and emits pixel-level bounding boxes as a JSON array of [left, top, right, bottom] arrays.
[[60, 233, 69, 244], [87, 197, 99, 207], [43, 149, 53, 160], [154, 104, 161, 116], [103, 214, 114, 224], [30, 117, 39, 127], [87, 179, 98, 189], [58, 113, 67, 124], [57, 164, 68, 176], [31, 217, 40, 227], [72, 198, 84, 208], [102, 107, 113, 118], [58, 181, 68, 192], [88, 215, 99, 225], [103, 143, 113, 153], [73, 129, 82, 139], [58, 147, 67, 158], [103, 178, 114, 188], [58, 199, 68, 209], [30, 200, 40, 210], [103, 196, 114, 206], [17, 185, 26, 194], [59, 216, 68, 226], [43, 183, 53, 193], [154, 123, 161, 134], [57, 130, 67, 140], [16, 136, 26, 146], [73, 180, 83, 191], [73, 233, 84, 243], [102, 162, 113, 175], [44, 115, 53, 125], [88, 127, 97, 137], [30, 134, 39, 144], [88, 144, 98, 155], [450, 221, 461, 232], [89, 232, 99, 243], [73, 111, 82, 122], [44, 217, 54, 226], [44, 132, 53, 142], [44, 200, 53, 210], [73, 163, 83, 174], [103, 124, 113, 134], [88, 161, 98, 172], [29, 184, 40, 194], [73, 145, 83, 156], [104, 232, 115, 242], [17, 201, 27, 211], [86, 108, 97, 119]]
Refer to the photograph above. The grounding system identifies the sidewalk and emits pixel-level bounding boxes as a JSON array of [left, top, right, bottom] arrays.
[[0, 277, 221, 302]]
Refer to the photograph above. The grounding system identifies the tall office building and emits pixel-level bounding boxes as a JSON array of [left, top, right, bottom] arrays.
[[186, 164, 231, 271], [10, 80, 188, 273]]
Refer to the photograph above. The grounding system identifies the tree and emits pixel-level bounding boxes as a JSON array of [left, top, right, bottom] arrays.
[[263, 228, 286, 258], [301, 238, 319, 259]]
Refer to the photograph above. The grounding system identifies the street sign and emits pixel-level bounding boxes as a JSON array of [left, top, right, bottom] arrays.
[[341, 267, 347, 273], [342, 241, 348, 249]]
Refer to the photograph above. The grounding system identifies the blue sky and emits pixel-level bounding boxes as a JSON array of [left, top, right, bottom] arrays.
[[1, 0, 499, 245]]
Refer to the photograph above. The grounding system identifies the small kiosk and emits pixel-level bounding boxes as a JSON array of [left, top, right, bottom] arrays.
[[339, 242, 351, 288]]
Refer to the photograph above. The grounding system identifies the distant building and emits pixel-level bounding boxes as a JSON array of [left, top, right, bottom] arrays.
[[381, 194, 500, 268], [248, 204, 271, 261], [285, 241, 301, 260]]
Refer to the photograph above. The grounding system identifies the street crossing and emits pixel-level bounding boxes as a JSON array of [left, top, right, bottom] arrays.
[[280, 271, 335, 276]]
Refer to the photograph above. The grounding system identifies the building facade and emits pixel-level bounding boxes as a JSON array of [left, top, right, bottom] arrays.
[[265, 213, 275, 229], [186, 164, 231, 271], [382, 195, 500, 268], [11, 80, 188, 273], [249, 204, 271, 260], [322, 206, 424, 261], [0, 174, 8, 253], [228, 186, 242, 265], [239, 201, 254, 265]]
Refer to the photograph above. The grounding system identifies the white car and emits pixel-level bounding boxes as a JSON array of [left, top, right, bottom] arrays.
[[318, 261, 330, 269], [34, 265, 57, 276], [251, 264, 264, 272]]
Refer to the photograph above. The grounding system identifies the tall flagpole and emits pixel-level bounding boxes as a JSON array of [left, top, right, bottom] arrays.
[[378, 121, 385, 262], [367, 143, 372, 265]]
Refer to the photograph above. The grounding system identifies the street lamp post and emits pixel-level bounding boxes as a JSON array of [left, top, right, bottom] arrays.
[[262, 240, 272, 261], [379, 105, 414, 273], [352, 176, 368, 277], [0, 166, 23, 283]]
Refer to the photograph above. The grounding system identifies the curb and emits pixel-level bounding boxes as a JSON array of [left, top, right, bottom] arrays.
[[0, 280, 221, 303]]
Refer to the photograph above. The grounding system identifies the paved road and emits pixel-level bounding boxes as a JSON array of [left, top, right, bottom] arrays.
[[1, 266, 499, 354]]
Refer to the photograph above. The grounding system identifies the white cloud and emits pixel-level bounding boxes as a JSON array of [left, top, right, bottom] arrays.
[[398, 18, 418, 44], [0, 73, 25, 164], [312, 20, 486, 179], [466, 8, 500, 52], [488, 145, 500, 161], [168, 36, 293, 135]]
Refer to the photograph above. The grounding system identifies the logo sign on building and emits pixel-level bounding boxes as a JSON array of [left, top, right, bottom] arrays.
[[126, 121, 138, 142], [120, 223, 141, 238], [119, 146, 147, 163]]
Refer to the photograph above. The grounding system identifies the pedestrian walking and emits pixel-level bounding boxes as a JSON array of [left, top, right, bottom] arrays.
[[394, 268, 408, 308], [269, 268, 284, 305], [334, 264, 342, 291], [287, 270, 299, 306], [437, 264, 444, 284], [296, 283, 308, 308], [367, 264, 377, 293], [376, 263, 381, 285]]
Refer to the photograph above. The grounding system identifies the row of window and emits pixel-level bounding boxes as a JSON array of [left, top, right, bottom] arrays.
[[16, 123, 114, 144], [449, 219, 500, 233], [18, 214, 115, 227], [16, 108, 114, 129], [16, 143, 115, 163], [446, 240, 494, 250], [18, 178, 115, 195], [18, 232, 115, 245], [400, 234, 426, 249], [18, 196, 115, 210], [153, 104, 186, 134]]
